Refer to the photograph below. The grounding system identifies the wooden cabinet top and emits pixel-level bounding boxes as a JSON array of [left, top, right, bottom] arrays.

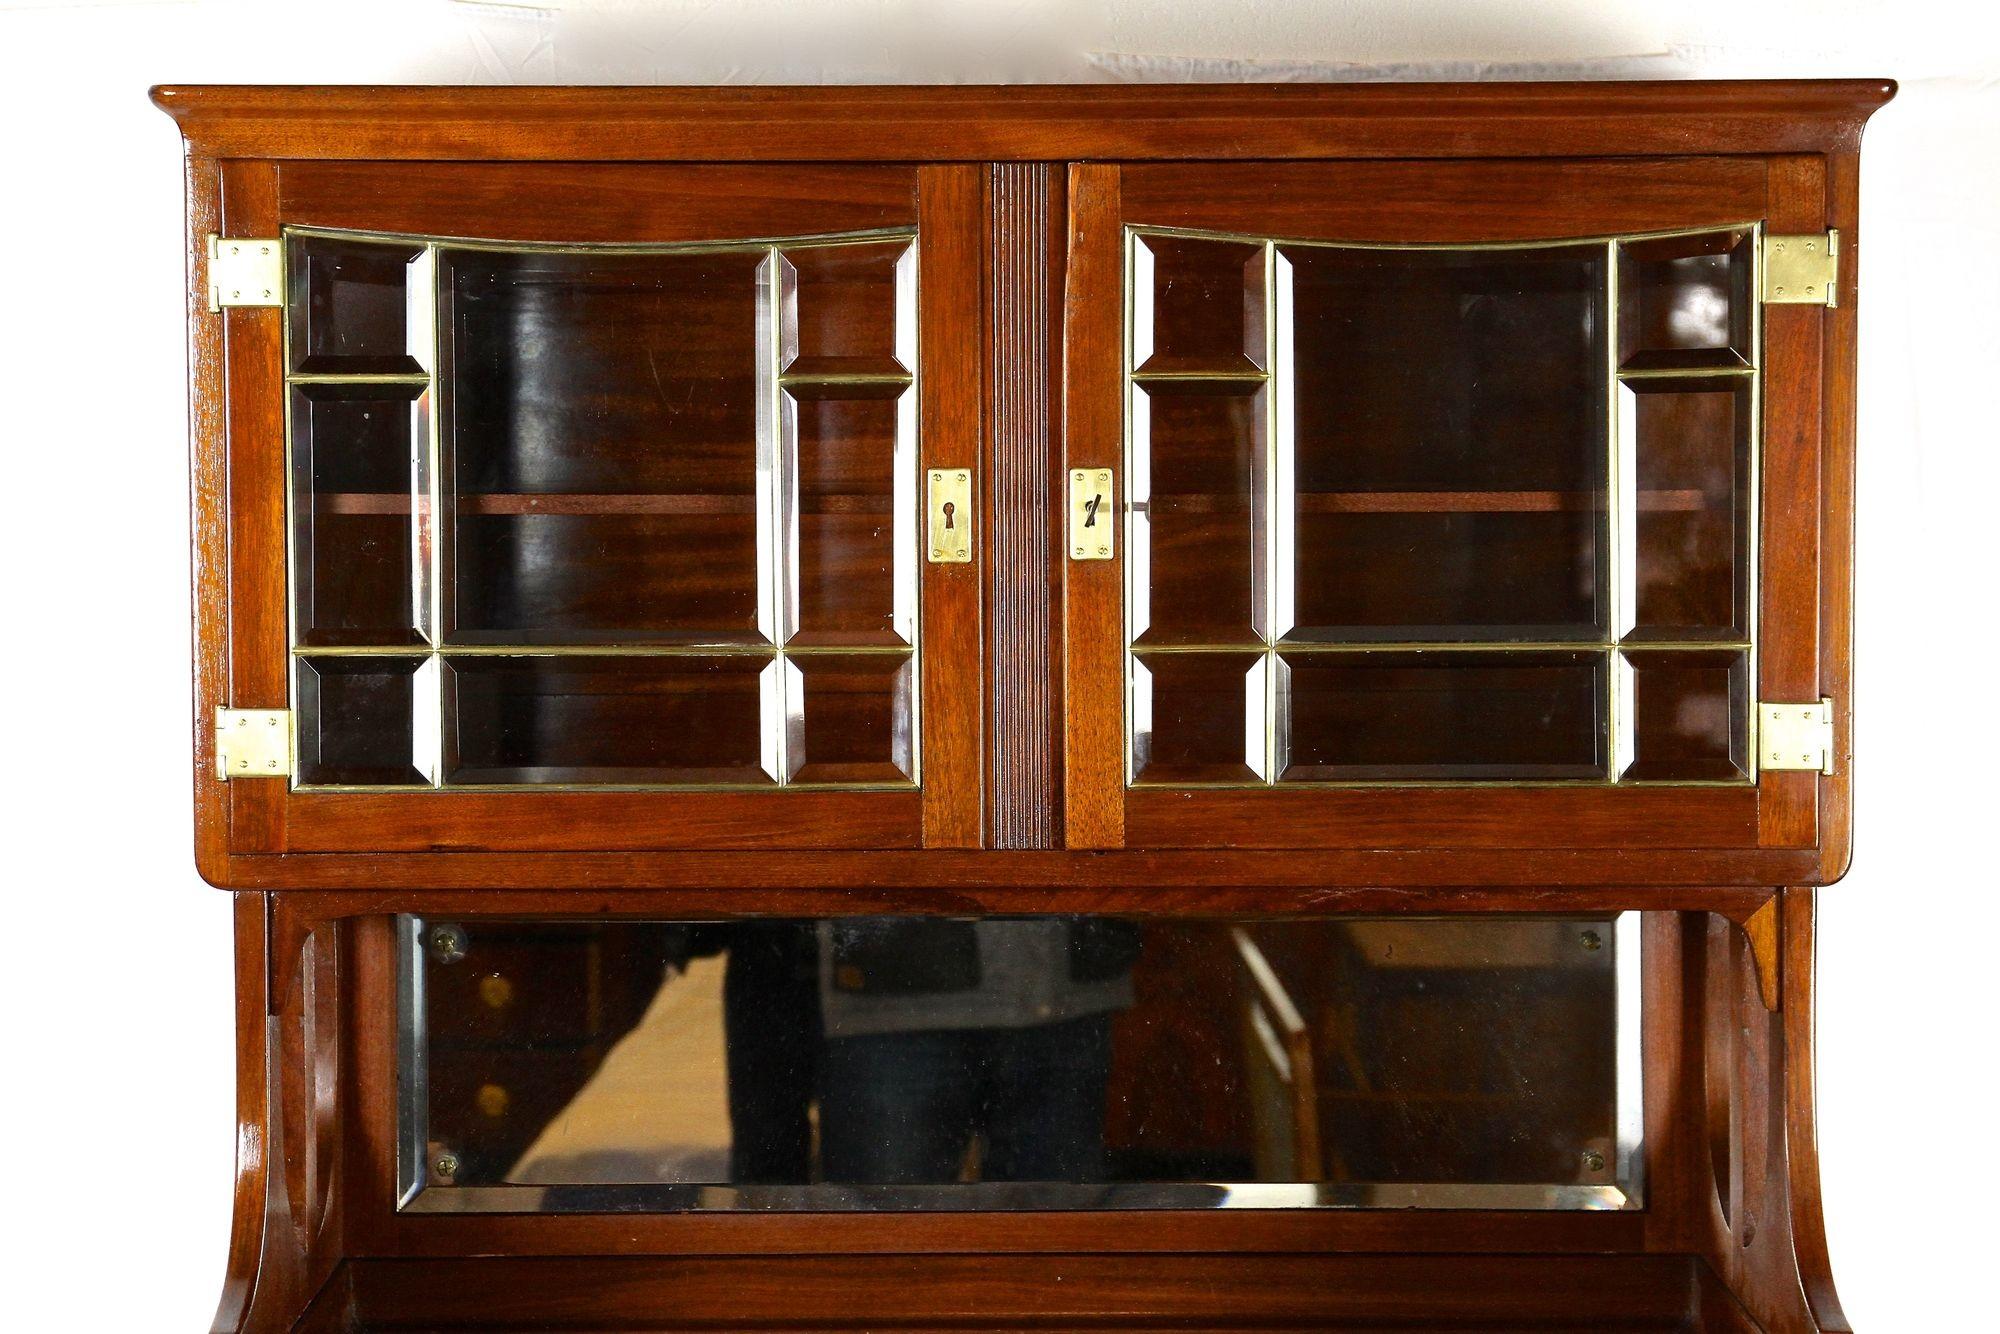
[[152, 80, 1894, 161]]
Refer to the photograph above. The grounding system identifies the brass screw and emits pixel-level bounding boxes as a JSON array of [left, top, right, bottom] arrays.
[[1582, 1149, 1607, 1173], [1580, 930, 1602, 952], [428, 923, 469, 965], [433, 1152, 460, 1179]]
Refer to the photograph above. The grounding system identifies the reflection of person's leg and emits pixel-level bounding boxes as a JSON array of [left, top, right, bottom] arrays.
[[981, 1015, 1114, 1182], [820, 1029, 973, 1183], [722, 926, 820, 1183]]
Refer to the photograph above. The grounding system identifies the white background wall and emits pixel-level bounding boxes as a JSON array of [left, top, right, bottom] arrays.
[[0, 2, 1991, 1327]]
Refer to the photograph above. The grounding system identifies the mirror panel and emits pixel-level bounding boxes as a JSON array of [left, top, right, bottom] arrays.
[[400, 914, 1641, 1212]]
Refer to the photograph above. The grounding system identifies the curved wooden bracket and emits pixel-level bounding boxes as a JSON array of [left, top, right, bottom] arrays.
[[214, 894, 345, 1334], [1742, 898, 1782, 1012]]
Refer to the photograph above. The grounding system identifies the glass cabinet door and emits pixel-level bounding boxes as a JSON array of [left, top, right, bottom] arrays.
[[226, 164, 978, 854], [290, 232, 916, 790], [1067, 160, 1823, 854]]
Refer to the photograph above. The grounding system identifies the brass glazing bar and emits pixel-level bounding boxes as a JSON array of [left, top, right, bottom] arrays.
[[1130, 368, 1270, 384], [287, 372, 434, 386], [295, 781, 916, 795], [280, 223, 917, 255], [1615, 363, 1757, 381], [1134, 640, 1749, 656], [293, 643, 914, 657], [1128, 220, 1762, 252], [776, 371, 913, 387], [1128, 778, 1750, 791]]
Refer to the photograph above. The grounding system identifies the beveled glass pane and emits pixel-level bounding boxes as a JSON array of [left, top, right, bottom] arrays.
[[1130, 382, 1267, 646], [788, 654, 916, 786], [402, 914, 1631, 1207], [291, 384, 430, 647], [779, 240, 915, 380], [296, 655, 432, 786], [289, 237, 429, 375], [1131, 651, 1267, 784], [1620, 378, 1753, 641], [1278, 650, 1607, 782], [1618, 230, 1752, 372], [785, 384, 914, 647], [443, 655, 777, 786], [1131, 235, 1266, 377], [1619, 649, 1749, 782], [1281, 244, 1608, 642], [443, 248, 769, 645]]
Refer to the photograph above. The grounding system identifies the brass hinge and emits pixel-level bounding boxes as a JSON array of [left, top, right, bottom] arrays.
[[207, 235, 284, 312], [927, 468, 972, 563], [1757, 698, 1835, 775], [215, 707, 292, 780], [1761, 231, 1839, 307], [1068, 468, 1114, 560]]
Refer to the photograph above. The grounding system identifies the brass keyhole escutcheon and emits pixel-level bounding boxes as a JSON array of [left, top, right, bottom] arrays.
[[927, 468, 972, 563]]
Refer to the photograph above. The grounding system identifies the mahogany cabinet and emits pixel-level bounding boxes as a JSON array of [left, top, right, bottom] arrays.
[[157, 81, 1891, 1332]]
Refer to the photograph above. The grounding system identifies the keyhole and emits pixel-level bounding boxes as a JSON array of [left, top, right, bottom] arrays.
[[1083, 493, 1102, 527], [942, 501, 956, 530]]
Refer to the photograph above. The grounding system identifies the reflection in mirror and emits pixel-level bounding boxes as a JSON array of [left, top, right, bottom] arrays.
[[401, 914, 1640, 1211]]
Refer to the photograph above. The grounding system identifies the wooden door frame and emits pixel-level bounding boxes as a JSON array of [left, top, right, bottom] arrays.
[[199, 162, 983, 865], [1062, 156, 1833, 859]]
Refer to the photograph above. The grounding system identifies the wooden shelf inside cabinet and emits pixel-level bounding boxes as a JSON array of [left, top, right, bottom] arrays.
[[163, 80, 1888, 1334]]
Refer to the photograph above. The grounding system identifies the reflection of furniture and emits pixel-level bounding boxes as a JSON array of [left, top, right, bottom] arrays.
[[1311, 922, 1618, 1186], [424, 924, 668, 1182], [1231, 930, 1320, 1181], [1234, 922, 1617, 1188], [1102, 924, 1254, 1179], [163, 82, 1889, 1332]]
